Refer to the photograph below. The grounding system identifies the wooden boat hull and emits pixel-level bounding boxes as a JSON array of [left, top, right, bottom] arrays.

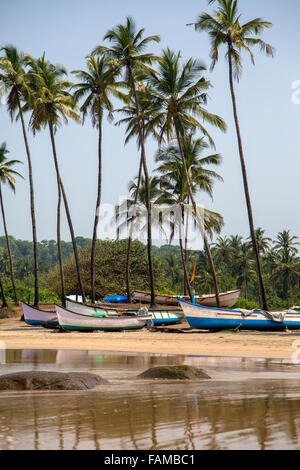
[[66, 298, 184, 326], [178, 298, 300, 331], [56, 304, 153, 331], [65, 298, 118, 316], [133, 289, 241, 308], [22, 302, 58, 326]]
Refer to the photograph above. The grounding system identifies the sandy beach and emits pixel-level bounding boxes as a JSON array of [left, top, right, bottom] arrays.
[[1, 314, 300, 360]]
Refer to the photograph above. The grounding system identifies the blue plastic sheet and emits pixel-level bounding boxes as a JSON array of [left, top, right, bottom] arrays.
[[101, 294, 128, 303]]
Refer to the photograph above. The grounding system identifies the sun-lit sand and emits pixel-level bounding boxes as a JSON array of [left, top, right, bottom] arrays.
[[0, 312, 299, 360]]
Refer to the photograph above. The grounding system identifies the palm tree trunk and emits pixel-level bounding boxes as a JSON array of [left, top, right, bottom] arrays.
[[174, 122, 220, 307], [91, 114, 103, 304], [227, 43, 268, 311], [125, 153, 143, 303], [184, 196, 190, 295], [0, 272, 7, 308], [284, 271, 289, 307], [127, 66, 156, 307], [0, 186, 18, 305], [57, 179, 65, 307], [17, 96, 39, 307], [141, 146, 156, 307], [48, 120, 86, 303], [179, 206, 193, 300]]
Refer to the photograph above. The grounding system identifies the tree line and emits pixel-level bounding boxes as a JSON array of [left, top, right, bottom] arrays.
[[0, 230, 300, 310]]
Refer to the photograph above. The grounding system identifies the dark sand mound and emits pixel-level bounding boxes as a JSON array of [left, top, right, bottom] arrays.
[[137, 365, 211, 380], [0, 371, 108, 390]]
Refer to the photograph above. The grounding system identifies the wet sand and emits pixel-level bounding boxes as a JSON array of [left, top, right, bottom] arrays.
[[0, 316, 299, 359]]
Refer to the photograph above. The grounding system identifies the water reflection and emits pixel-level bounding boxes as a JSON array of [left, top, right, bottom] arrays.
[[1, 349, 300, 450]]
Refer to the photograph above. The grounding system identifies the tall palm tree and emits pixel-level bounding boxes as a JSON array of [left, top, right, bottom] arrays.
[[155, 134, 223, 297], [114, 84, 158, 303], [146, 48, 226, 306], [189, 0, 274, 310], [0, 272, 7, 309], [93, 17, 160, 306], [0, 142, 23, 305], [72, 55, 124, 303], [116, 175, 165, 242], [26, 55, 86, 304], [0, 45, 40, 306]]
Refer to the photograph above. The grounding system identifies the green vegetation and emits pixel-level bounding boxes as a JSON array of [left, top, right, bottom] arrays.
[[0, 232, 300, 311]]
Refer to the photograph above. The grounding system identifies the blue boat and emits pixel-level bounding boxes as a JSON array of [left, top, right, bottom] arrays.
[[178, 298, 300, 331]]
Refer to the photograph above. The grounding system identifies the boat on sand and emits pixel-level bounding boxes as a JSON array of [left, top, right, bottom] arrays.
[[21, 302, 58, 326], [132, 289, 240, 308], [66, 297, 184, 326], [55, 303, 153, 331], [178, 297, 300, 331]]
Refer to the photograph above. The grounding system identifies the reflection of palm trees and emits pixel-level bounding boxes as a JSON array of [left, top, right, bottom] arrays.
[[150, 391, 158, 450]]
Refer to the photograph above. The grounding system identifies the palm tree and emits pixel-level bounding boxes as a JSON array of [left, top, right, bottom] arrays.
[[248, 228, 271, 255], [146, 48, 226, 306], [114, 84, 158, 303], [189, 0, 274, 310], [116, 175, 166, 242], [212, 236, 233, 267], [273, 230, 300, 263], [235, 242, 256, 298], [93, 17, 160, 306], [272, 231, 300, 304], [163, 253, 183, 289], [155, 134, 223, 297], [0, 45, 40, 306], [0, 142, 23, 305], [72, 54, 124, 303], [26, 55, 86, 305]]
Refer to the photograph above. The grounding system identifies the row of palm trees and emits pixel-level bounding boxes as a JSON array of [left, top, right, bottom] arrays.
[[211, 229, 300, 306], [0, 1, 275, 310]]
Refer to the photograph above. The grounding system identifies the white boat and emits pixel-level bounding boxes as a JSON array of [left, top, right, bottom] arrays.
[[178, 298, 300, 331], [132, 289, 240, 308], [55, 304, 153, 331], [66, 297, 184, 326], [22, 302, 58, 326], [65, 298, 118, 316]]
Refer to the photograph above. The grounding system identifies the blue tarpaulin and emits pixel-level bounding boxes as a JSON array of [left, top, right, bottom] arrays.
[[101, 295, 128, 303]]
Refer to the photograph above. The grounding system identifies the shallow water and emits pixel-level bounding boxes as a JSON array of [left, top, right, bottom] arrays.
[[1, 349, 300, 450]]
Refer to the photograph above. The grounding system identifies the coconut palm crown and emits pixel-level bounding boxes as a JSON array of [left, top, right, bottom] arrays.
[[188, 0, 274, 80]]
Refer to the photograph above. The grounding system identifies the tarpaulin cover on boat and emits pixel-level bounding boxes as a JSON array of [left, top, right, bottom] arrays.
[[238, 309, 286, 323], [101, 295, 128, 303]]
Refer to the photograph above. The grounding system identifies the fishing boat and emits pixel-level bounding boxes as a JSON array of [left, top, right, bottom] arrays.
[[21, 302, 58, 326], [65, 297, 119, 316], [132, 289, 241, 308], [55, 304, 153, 331], [178, 298, 300, 331], [66, 297, 184, 326]]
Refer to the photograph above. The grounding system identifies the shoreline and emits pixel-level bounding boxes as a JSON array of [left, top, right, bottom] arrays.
[[0, 317, 299, 360]]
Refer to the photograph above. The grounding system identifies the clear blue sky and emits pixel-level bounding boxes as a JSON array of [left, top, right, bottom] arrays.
[[1, 0, 300, 246]]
